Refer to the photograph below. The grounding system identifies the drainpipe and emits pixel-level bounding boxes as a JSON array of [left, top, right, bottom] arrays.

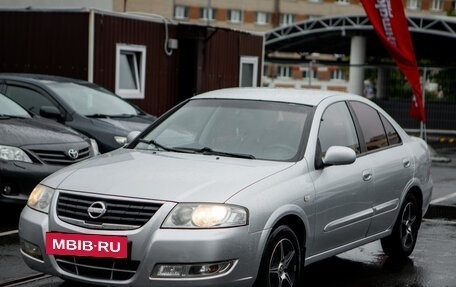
[[88, 9, 94, 83]]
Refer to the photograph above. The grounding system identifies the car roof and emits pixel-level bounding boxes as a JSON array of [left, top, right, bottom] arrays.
[[0, 73, 88, 85], [193, 87, 361, 107]]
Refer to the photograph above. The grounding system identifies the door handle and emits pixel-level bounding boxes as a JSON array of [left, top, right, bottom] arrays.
[[403, 158, 411, 168], [362, 170, 372, 181]]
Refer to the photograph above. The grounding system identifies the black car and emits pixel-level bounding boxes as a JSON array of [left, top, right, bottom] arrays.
[[0, 74, 157, 153], [0, 92, 96, 204]]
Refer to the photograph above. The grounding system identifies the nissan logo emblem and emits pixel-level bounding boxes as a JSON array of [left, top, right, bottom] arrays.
[[67, 149, 79, 160], [87, 201, 107, 219]]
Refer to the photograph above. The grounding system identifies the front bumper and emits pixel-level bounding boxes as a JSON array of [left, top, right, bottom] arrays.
[[0, 161, 59, 203], [19, 199, 263, 287]]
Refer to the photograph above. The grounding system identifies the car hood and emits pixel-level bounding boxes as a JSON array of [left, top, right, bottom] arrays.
[[0, 117, 86, 147], [47, 149, 294, 203], [95, 116, 154, 134]]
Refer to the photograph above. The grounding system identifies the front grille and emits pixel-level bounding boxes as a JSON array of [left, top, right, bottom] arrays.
[[57, 192, 162, 230], [55, 256, 139, 280], [32, 147, 91, 165]]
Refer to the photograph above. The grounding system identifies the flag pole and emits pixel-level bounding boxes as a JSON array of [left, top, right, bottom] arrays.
[[421, 67, 427, 142]]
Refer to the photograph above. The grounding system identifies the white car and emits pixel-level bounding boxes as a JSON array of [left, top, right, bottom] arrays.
[[19, 88, 432, 287]]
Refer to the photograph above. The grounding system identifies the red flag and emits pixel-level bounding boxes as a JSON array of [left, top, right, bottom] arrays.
[[361, 0, 426, 123]]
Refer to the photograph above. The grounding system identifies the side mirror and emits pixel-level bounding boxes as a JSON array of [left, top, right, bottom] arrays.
[[322, 146, 356, 166], [126, 131, 141, 145], [40, 106, 62, 120]]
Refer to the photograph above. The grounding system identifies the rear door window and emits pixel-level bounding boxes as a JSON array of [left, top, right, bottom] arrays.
[[380, 113, 402, 145]]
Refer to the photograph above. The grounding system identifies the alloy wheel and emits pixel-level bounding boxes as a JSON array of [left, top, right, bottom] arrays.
[[268, 238, 297, 287], [400, 202, 417, 249]]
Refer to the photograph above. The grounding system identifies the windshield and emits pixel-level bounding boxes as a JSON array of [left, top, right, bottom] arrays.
[[45, 82, 139, 116], [0, 93, 31, 118], [135, 99, 311, 161]]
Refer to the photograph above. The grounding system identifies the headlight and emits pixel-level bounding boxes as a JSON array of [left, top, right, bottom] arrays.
[[114, 136, 127, 146], [162, 203, 248, 228], [27, 184, 55, 214], [0, 145, 32, 163], [89, 138, 100, 155]]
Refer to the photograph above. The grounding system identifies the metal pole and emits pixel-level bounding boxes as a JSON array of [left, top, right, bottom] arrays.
[[308, 61, 312, 88], [206, 0, 211, 26], [422, 67, 427, 142]]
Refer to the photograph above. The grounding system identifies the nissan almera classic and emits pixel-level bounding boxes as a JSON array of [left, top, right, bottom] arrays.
[[19, 88, 433, 287]]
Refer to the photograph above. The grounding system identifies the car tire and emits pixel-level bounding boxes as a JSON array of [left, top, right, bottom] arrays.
[[254, 225, 302, 287], [381, 193, 421, 258]]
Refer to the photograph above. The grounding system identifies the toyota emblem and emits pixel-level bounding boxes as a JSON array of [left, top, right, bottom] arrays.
[[67, 149, 79, 160], [87, 201, 107, 219]]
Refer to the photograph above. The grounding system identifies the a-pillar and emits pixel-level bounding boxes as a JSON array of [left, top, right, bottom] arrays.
[[348, 35, 366, 96]]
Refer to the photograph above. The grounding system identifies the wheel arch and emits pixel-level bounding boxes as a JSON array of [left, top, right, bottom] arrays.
[[253, 213, 308, 287], [272, 214, 307, 255], [260, 205, 309, 259]]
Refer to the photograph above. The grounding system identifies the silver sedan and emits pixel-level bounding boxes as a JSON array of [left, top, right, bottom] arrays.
[[19, 88, 432, 287]]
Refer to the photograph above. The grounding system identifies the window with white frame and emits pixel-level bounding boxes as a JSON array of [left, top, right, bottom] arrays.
[[330, 69, 345, 80], [277, 66, 292, 78], [280, 13, 295, 26], [430, 0, 443, 11], [174, 5, 189, 20], [239, 56, 258, 87], [255, 12, 270, 25], [228, 9, 243, 23], [200, 7, 216, 21], [115, 44, 146, 99], [336, 0, 350, 4], [303, 69, 317, 79], [407, 0, 421, 9]]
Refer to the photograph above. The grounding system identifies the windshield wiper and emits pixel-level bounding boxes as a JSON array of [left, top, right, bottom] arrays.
[[86, 113, 110, 118], [86, 113, 137, 119], [109, 114, 136, 118], [0, 114, 27, 119], [180, 147, 255, 159], [138, 139, 193, 154]]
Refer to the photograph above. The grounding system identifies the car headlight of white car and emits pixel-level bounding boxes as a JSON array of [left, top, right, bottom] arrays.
[[114, 136, 127, 146], [27, 184, 55, 214], [0, 145, 32, 163], [162, 203, 248, 228], [89, 138, 100, 155]]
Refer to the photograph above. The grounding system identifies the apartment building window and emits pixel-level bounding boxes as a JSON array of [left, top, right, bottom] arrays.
[[280, 13, 295, 26], [336, 0, 350, 4], [330, 69, 345, 80], [407, 0, 421, 10], [115, 44, 146, 99], [255, 12, 270, 25], [228, 9, 243, 23], [240, 56, 258, 87], [277, 66, 292, 78], [174, 6, 189, 20], [430, 0, 444, 11], [307, 15, 322, 19], [303, 69, 317, 79], [200, 7, 217, 21]]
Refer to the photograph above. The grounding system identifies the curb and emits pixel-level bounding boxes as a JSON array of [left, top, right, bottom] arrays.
[[424, 204, 456, 220]]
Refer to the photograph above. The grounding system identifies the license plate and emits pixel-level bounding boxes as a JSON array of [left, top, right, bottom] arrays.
[[46, 232, 128, 258]]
